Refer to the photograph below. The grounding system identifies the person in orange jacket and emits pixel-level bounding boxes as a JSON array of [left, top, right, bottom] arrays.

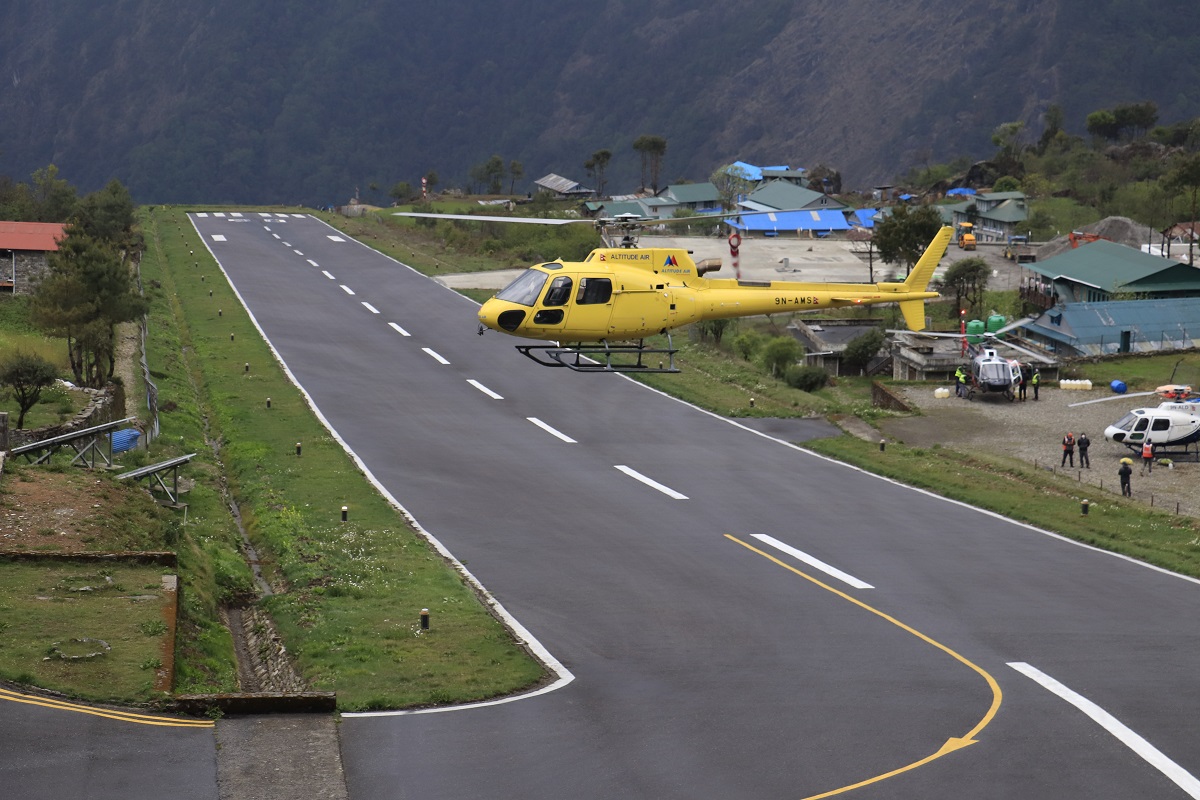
[[1141, 440, 1155, 475], [1061, 432, 1075, 467]]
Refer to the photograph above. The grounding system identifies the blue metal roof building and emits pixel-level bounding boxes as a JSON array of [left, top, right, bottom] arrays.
[[1022, 297, 1200, 356], [726, 208, 851, 235]]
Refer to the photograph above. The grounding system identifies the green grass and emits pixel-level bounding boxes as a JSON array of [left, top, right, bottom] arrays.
[[806, 437, 1200, 577], [0, 560, 175, 705], [138, 206, 545, 709]]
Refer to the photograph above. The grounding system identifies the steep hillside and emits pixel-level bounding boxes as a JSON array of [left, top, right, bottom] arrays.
[[2, 0, 1198, 204]]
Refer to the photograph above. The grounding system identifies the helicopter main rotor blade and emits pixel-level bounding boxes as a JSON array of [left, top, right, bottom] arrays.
[[1068, 390, 1160, 407], [393, 212, 587, 225]]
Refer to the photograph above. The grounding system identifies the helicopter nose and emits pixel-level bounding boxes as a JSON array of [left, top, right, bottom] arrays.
[[478, 299, 525, 333]]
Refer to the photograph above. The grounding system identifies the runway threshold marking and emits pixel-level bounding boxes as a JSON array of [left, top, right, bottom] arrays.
[[0, 686, 213, 728], [726, 534, 1002, 799], [1009, 662, 1200, 797], [528, 417, 576, 443], [752, 534, 873, 589], [468, 380, 503, 399], [614, 466, 688, 499]]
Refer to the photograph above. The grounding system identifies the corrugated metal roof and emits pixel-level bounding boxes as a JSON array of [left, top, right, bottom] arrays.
[[534, 173, 592, 195], [663, 182, 719, 204], [1027, 240, 1200, 293], [729, 208, 850, 232], [0, 221, 66, 252], [745, 180, 844, 211], [1022, 297, 1200, 354]]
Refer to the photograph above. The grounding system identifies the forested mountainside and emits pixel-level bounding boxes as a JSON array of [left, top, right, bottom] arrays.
[[2, 0, 1199, 205]]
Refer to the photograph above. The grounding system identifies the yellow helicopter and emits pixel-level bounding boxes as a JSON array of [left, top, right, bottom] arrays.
[[397, 211, 952, 372]]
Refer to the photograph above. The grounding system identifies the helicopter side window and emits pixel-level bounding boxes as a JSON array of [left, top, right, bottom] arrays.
[[543, 276, 573, 307], [1132, 418, 1149, 432], [495, 269, 549, 307], [1151, 418, 1171, 431], [577, 278, 613, 305]]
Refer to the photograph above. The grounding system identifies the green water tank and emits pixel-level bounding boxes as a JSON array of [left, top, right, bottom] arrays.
[[986, 314, 1007, 338], [966, 319, 985, 344]]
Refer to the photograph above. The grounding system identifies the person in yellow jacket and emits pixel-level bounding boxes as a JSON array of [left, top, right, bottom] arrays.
[[1032, 369, 1041, 400]]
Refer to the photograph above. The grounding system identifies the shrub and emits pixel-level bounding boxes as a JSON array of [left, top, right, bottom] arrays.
[[785, 365, 829, 392]]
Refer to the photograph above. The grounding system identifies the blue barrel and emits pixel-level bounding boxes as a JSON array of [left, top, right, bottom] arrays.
[[1110, 380, 1127, 394]]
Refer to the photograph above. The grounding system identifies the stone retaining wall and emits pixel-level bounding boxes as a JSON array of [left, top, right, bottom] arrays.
[[872, 381, 913, 412], [6, 382, 128, 450]]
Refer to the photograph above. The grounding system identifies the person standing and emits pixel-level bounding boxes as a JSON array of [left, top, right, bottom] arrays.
[[1061, 432, 1076, 467], [1032, 369, 1041, 400], [1077, 432, 1090, 468], [1119, 461, 1133, 496], [1017, 366, 1027, 401], [954, 365, 967, 398], [1141, 440, 1155, 474]]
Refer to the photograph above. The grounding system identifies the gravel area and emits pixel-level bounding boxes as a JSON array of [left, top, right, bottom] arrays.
[[879, 383, 1198, 517]]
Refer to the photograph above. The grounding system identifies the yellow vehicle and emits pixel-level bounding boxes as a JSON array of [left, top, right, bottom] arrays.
[[956, 222, 976, 250], [400, 212, 951, 372]]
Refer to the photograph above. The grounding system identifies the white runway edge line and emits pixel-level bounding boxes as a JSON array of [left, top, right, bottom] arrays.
[[615, 465, 688, 499], [340, 284, 355, 295], [361, 302, 380, 314], [1009, 662, 1200, 798], [467, 380, 503, 400], [528, 417, 576, 443], [752, 534, 874, 589], [422, 347, 450, 365], [189, 214, 574, 719], [387, 322, 411, 337]]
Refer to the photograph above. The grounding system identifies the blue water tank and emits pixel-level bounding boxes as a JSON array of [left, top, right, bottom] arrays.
[[1110, 380, 1127, 394], [111, 428, 141, 453]]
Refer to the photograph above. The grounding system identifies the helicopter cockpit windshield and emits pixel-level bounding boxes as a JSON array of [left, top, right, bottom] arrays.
[[495, 268, 551, 306], [1111, 412, 1141, 432], [978, 362, 1010, 384]]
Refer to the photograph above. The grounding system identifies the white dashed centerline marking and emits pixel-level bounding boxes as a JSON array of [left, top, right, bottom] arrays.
[[340, 285, 355, 295], [273, 233, 281, 239], [361, 302, 379, 314], [528, 418, 576, 443], [322, 271, 335, 280], [751, 534, 874, 589], [388, 322, 410, 337], [468, 380, 503, 400], [1009, 662, 1200, 797], [211, 234, 226, 242], [614, 466, 688, 499], [307, 259, 319, 267], [293, 249, 304, 256], [328, 235, 346, 242], [196, 212, 209, 218], [422, 348, 450, 365]]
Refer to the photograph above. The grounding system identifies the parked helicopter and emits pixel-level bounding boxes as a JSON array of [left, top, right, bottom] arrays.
[[396, 210, 952, 372], [1104, 401, 1200, 454], [889, 318, 1045, 401]]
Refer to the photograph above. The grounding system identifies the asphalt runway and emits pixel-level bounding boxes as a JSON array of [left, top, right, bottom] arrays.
[[4, 212, 1198, 799]]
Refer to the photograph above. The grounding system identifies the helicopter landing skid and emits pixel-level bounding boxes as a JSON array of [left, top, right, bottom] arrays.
[[515, 338, 680, 373]]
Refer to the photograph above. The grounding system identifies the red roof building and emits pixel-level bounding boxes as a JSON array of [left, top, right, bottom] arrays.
[[0, 221, 67, 294]]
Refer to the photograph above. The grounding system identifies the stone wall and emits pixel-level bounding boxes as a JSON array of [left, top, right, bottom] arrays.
[[6, 382, 129, 450], [11, 251, 51, 295]]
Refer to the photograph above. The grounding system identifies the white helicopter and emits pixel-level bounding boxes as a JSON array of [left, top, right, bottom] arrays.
[[1068, 380, 1200, 454], [1103, 400, 1200, 454]]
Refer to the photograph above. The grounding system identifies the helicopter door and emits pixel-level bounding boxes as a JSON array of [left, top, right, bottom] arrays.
[[561, 277, 614, 339], [1127, 416, 1151, 442], [531, 275, 573, 329], [1149, 416, 1172, 444]]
